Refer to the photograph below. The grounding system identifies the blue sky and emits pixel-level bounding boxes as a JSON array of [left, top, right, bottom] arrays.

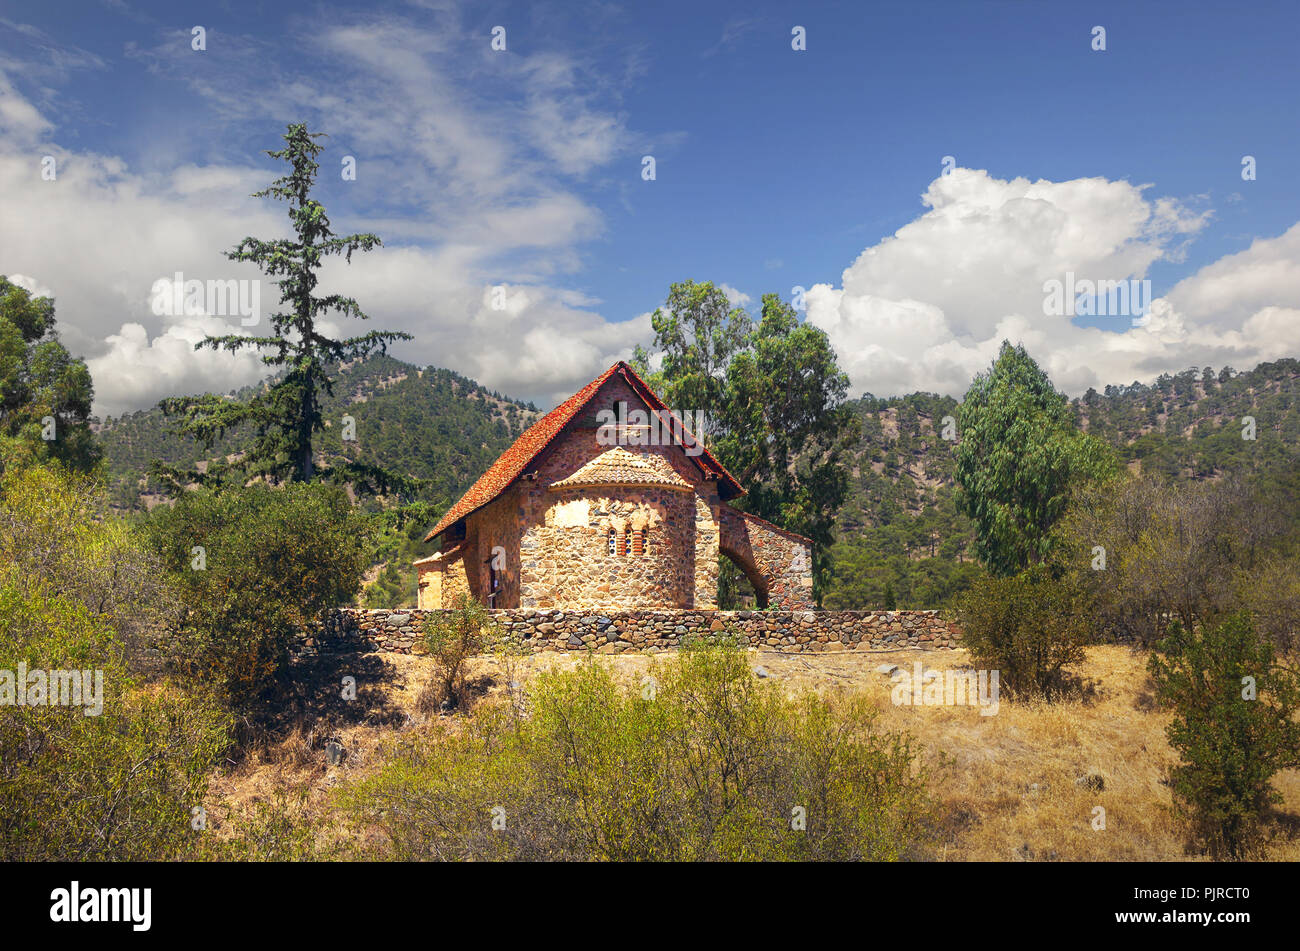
[[2, 0, 1299, 414]]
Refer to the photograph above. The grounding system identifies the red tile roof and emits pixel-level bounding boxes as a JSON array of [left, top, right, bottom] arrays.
[[550, 446, 693, 491], [424, 361, 744, 542], [727, 506, 815, 546]]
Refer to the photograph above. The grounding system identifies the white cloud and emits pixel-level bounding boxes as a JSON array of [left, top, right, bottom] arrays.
[[718, 283, 751, 308], [0, 68, 51, 143], [5, 273, 53, 299], [86, 314, 265, 412], [806, 168, 1299, 397], [0, 9, 652, 417]]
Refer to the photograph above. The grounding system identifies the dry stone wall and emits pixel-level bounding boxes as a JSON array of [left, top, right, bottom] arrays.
[[296, 607, 961, 656]]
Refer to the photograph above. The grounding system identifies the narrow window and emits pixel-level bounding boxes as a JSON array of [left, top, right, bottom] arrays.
[[607, 528, 616, 555], [485, 557, 500, 608], [641, 528, 649, 557], [621, 526, 630, 557]]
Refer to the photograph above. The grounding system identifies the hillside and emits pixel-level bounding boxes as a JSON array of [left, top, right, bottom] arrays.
[[95, 355, 543, 607], [95, 354, 541, 513], [828, 358, 1300, 610], [96, 355, 1300, 610]]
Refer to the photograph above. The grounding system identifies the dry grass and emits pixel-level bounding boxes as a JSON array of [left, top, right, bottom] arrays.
[[204, 644, 1300, 861]]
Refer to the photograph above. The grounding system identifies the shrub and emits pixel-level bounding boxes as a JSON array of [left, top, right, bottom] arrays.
[[0, 465, 230, 860], [1148, 612, 1300, 859], [141, 483, 370, 715], [956, 564, 1087, 698], [1056, 472, 1297, 647], [1239, 558, 1300, 656], [420, 593, 496, 711], [0, 580, 230, 861], [0, 464, 173, 667], [339, 638, 933, 861]]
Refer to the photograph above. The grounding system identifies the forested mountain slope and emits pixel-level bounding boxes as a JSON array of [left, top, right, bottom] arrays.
[[826, 358, 1300, 609], [95, 355, 540, 513], [95, 355, 1300, 609]]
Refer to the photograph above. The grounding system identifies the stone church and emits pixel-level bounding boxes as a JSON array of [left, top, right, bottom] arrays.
[[416, 361, 813, 611]]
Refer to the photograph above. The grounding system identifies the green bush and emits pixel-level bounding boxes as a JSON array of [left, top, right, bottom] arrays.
[[142, 483, 370, 713], [0, 577, 229, 861], [956, 564, 1087, 698], [1149, 613, 1300, 859], [339, 639, 933, 861], [0, 465, 231, 860], [420, 593, 496, 711], [0, 464, 173, 666]]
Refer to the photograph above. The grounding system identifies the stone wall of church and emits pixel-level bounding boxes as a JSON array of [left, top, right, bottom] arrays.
[[719, 507, 814, 610], [692, 486, 721, 608], [519, 485, 699, 609], [415, 546, 470, 610], [463, 487, 521, 607]]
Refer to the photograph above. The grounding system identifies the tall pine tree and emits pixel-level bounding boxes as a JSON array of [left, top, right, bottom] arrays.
[[157, 123, 412, 493]]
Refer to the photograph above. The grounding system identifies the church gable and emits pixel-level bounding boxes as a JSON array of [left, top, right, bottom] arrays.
[[423, 361, 740, 544], [531, 375, 711, 492]]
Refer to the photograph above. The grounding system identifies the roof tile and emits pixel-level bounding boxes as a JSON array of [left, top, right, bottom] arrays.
[[550, 446, 692, 490]]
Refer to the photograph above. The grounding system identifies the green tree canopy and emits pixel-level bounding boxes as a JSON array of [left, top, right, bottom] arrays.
[[719, 294, 859, 598], [954, 341, 1114, 575], [635, 283, 859, 603], [634, 279, 751, 411], [0, 277, 100, 477], [141, 482, 371, 713]]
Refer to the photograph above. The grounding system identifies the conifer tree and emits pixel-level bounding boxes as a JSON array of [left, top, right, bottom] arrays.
[[157, 123, 412, 493]]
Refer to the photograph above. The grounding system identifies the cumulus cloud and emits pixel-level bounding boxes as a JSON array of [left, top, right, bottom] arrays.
[[86, 314, 265, 411], [0, 135, 285, 415], [806, 168, 1299, 398], [718, 283, 751, 307], [0, 9, 652, 417]]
